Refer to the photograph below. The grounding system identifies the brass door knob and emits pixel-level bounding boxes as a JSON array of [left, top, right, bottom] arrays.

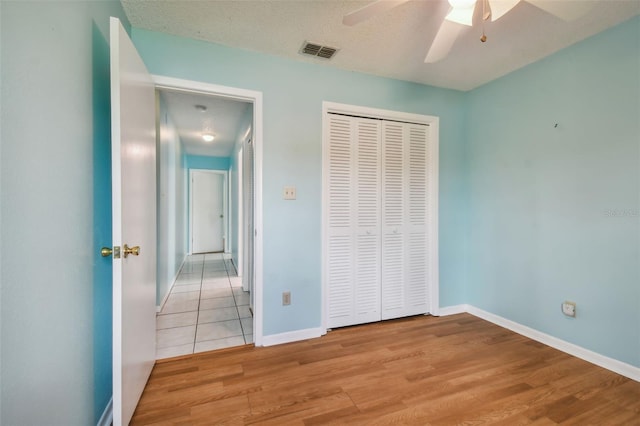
[[101, 246, 121, 259], [123, 244, 140, 258]]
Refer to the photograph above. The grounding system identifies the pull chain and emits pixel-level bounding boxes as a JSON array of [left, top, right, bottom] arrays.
[[481, 0, 488, 42]]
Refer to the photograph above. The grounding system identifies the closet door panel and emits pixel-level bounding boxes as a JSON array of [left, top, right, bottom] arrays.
[[326, 115, 356, 327], [353, 118, 381, 324], [326, 109, 434, 329], [382, 122, 430, 319], [381, 122, 406, 319], [326, 115, 381, 328], [404, 124, 430, 316]]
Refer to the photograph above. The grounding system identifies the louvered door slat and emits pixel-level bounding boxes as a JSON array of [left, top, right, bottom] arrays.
[[382, 232, 403, 311], [326, 115, 381, 328], [328, 117, 352, 230], [409, 126, 428, 226], [327, 235, 352, 320], [381, 122, 405, 318], [404, 124, 430, 316], [354, 119, 381, 323], [326, 115, 355, 327], [381, 122, 430, 319]]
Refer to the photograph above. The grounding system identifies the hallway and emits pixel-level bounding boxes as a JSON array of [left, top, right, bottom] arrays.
[[156, 253, 253, 359]]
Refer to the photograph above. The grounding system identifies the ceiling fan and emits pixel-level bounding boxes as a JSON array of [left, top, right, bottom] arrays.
[[343, 0, 594, 63]]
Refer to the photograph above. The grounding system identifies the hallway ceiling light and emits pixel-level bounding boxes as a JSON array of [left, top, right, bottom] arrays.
[[201, 117, 215, 142]]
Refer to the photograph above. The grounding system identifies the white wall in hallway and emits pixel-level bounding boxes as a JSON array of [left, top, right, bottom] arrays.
[[157, 94, 188, 306]]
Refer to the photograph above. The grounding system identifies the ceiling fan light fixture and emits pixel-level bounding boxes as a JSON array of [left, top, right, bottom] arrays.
[[202, 134, 215, 142], [448, 0, 476, 8], [446, 0, 476, 26], [446, 8, 474, 26]]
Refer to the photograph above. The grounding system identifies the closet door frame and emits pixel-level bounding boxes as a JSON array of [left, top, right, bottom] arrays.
[[321, 102, 439, 332]]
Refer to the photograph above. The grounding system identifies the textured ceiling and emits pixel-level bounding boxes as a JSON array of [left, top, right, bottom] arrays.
[[158, 89, 251, 157], [123, 0, 640, 91]]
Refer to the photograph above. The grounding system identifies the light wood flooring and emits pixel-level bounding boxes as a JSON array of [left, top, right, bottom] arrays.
[[131, 313, 640, 425]]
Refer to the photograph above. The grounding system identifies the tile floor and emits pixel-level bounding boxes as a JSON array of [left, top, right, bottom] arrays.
[[156, 252, 253, 360]]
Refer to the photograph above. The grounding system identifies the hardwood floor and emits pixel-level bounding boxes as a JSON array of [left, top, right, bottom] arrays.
[[131, 314, 640, 425]]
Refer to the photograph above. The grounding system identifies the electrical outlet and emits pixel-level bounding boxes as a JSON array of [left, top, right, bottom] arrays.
[[282, 291, 291, 306], [561, 301, 576, 317], [283, 186, 296, 200]]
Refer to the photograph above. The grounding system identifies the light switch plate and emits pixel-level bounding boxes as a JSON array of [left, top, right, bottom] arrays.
[[284, 186, 296, 200]]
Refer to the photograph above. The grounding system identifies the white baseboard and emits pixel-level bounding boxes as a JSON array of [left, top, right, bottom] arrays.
[[261, 327, 325, 347], [437, 304, 469, 316], [438, 304, 640, 382], [231, 257, 239, 275], [97, 397, 112, 426], [467, 306, 640, 382], [156, 256, 187, 313]]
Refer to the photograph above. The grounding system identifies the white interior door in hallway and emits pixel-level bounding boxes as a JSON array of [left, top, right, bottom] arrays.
[[191, 170, 226, 253], [109, 17, 157, 426]]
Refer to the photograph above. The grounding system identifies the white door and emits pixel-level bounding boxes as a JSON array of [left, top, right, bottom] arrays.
[[110, 17, 157, 426], [325, 114, 382, 328], [381, 122, 430, 319], [192, 170, 224, 253], [324, 108, 436, 329]]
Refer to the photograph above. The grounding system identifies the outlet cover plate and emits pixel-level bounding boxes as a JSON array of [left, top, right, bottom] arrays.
[[562, 301, 576, 317]]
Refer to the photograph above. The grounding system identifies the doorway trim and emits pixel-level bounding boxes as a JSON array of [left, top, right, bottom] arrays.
[[153, 75, 264, 346], [189, 169, 228, 254]]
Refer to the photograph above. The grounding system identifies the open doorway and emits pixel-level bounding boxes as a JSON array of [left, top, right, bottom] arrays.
[[153, 77, 262, 358]]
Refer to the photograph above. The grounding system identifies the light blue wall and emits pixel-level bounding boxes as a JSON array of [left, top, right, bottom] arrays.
[[157, 95, 188, 306], [0, 1, 130, 424], [465, 17, 640, 367], [91, 12, 116, 424], [186, 154, 231, 170], [2, 8, 633, 425], [132, 29, 469, 335]]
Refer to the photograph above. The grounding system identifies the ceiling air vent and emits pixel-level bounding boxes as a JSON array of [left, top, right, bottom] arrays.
[[300, 41, 338, 60]]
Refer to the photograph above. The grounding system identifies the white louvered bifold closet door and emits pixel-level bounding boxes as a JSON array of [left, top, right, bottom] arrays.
[[326, 114, 381, 328], [381, 122, 430, 319], [325, 109, 433, 329]]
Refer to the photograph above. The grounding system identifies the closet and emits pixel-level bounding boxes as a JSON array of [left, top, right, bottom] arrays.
[[323, 103, 438, 329]]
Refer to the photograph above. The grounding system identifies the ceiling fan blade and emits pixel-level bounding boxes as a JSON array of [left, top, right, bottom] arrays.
[[526, 0, 594, 21], [488, 0, 521, 21], [445, 1, 476, 26], [425, 19, 465, 63], [343, 0, 411, 26]]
